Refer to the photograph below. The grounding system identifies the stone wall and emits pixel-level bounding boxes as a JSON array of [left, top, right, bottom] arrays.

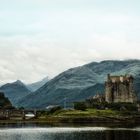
[[105, 74, 137, 103]]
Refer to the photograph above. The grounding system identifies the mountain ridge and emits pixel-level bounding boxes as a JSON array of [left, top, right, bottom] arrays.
[[18, 59, 140, 109], [0, 80, 31, 106]]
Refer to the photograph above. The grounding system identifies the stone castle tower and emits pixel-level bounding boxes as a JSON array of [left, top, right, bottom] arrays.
[[105, 74, 137, 103]]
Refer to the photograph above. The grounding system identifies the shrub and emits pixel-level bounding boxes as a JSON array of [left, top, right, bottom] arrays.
[[74, 102, 87, 111]]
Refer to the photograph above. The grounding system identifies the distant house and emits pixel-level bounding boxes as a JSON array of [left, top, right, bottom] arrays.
[[25, 112, 35, 120]]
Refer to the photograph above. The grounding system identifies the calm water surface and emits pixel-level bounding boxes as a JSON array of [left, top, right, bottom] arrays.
[[0, 126, 140, 140]]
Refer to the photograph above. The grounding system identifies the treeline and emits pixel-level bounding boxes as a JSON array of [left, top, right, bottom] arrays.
[[74, 99, 138, 112], [0, 92, 13, 109]]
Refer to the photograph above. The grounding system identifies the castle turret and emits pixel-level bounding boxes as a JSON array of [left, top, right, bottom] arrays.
[[105, 80, 113, 103], [128, 76, 137, 103]]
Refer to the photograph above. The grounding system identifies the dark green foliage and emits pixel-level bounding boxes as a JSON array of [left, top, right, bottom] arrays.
[[0, 92, 13, 108], [137, 100, 140, 104], [18, 107, 25, 110], [106, 102, 137, 111], [86, 98, 137, 111], [86, 97, 106, 110], [36, 110, 48, 117], [74, 102, 87, 111]]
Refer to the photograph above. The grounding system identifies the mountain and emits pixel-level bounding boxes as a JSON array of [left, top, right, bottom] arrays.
[[27, 77, 49, 92], [18, 60, 140, 109], [0, 80, 31, 106]]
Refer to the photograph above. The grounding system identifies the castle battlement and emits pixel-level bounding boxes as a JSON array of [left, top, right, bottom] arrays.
[[107, 74, 133, 83]]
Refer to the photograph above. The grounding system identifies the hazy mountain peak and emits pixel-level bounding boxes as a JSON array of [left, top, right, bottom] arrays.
[[13, 80, 25, 86], [27, 76, 49, 92]]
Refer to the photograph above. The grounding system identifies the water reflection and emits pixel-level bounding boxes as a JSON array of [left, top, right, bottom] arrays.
[[0, 127, 140, 140], [105, 130, 139, 140]]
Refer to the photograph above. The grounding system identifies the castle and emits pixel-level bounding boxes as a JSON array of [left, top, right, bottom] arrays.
[[105, 74, 137, 103]]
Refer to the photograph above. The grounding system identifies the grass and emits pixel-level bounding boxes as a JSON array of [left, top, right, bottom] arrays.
[[0, 109, 137, 125], [36, 109, 139, 124], [0, 109, 138, 125], [36, 108, 140, 124], [50, 109, 121, 117]]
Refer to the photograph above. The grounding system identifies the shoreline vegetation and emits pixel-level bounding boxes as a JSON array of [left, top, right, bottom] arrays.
[[38, 109, 140, 124], [1, 109, 140, 127]]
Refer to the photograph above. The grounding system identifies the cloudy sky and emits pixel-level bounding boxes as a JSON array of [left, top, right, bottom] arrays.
[[0, 0, 140, 84]]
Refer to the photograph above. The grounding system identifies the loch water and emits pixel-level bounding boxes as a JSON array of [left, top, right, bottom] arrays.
[[0, 125, 140, 140]]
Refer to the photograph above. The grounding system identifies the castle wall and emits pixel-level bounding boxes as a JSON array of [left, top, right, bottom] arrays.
[[105, 74, 137, 103]]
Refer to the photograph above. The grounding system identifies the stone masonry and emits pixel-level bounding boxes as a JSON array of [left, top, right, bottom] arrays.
[[105, 74, 137, 103]]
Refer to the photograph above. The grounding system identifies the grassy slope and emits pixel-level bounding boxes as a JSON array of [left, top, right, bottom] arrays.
[[53, 109, 119, 117], [0, 109, 139, 125], [37, 109, 140, 124]]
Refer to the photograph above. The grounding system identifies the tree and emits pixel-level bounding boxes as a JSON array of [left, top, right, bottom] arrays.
[[74, 102, 87, 111]]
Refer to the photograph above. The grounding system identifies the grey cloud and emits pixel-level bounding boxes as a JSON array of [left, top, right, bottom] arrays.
[[0, 33, 140, 84]]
